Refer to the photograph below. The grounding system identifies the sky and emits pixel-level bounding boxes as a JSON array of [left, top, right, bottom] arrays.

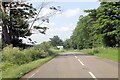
[[22, 1, 100, 44]]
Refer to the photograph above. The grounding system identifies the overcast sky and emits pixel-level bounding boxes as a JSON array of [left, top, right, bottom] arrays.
[[22, 1, 100, 44]]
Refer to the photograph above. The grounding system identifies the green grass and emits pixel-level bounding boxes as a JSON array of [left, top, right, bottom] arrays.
[[2, 49, 63, 79], [73, 47, 118, 61]]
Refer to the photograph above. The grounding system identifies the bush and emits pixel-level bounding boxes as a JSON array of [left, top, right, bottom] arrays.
[[88, 52, 94, 55], [93, 49, 99, 53], [2, 45, 49, 66], [1, 62, 16, 71]]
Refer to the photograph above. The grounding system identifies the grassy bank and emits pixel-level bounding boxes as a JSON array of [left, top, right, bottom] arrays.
[[2, 49, 63, 79], [73, 47, 118, 61], [1, 44, 64, 79]]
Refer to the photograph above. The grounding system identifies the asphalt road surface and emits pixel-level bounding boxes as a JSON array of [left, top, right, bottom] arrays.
[[22, 51, 118, 79]]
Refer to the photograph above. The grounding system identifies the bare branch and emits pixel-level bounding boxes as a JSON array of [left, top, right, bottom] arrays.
[[29, 2, 47, 30], [24, 1, 48, 35]]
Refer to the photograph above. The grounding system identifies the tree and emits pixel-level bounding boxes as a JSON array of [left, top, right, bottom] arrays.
[[70, 15, 94, 49], [50, 36, 63, 47], [63, 39, 71, 49], [64, 1, 120, 50], [84, 1, 120, 47], [1, 1, 61, 47]]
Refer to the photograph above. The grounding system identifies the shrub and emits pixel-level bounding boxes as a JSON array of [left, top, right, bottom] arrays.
[[2, 45, 21, 62], [93, 49, 99, 53], [88, 52, 94, 55], [2, 45, 49, 65], [1, 62, 16, 71]]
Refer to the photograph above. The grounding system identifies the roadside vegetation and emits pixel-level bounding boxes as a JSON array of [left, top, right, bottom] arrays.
[[73, 47, 118, 61], [1, 1, 120, 79], [63, 2, 120, 61], [1, 41, 64, 79], [1, 1, 63, 79]]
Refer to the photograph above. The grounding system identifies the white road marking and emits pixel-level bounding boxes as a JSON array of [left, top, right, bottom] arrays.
[[75, 56, 77, 58], [78, 59, 84, 66], [88, 72, 97, 80], [27, 58, 56, 80], [29, 73, 36, 78], [27, 70, 39, 80]]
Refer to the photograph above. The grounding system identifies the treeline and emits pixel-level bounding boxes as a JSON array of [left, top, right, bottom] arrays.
[[63, 2, 120, 50]]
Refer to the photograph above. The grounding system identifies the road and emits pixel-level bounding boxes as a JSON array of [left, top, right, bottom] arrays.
[[22, 51, 118, 79]]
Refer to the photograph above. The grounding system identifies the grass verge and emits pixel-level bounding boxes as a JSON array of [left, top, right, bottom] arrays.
[[73, 47, 118, 61], [2, 49, 63, 79]]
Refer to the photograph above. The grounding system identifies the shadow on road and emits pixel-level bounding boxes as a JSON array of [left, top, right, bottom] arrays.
[[58, 53, 93, 57]]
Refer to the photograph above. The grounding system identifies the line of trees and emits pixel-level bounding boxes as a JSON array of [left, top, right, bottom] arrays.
[[63, 1, 120, 50]]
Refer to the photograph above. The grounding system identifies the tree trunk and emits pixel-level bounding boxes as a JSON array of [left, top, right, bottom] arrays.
[[2, 2, 11, 44]]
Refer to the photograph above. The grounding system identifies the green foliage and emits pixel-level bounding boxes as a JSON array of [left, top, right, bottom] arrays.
[[74, 47, 118, 61], [1, 62, 16, 72], [2, 2, 62, 47], [2, 48, 64, 78], [34, 41, 55, 56], [64, 2, 120, 50], [63, 39, 72, 49], [84, 2, 120, 47], [2, 2, 36, 45], [50, 35, 63, 47], [1, 41, 59, 75], [2, 45, 48, 65], [2, 57, 52, 78], [70, 15, 96, 49]]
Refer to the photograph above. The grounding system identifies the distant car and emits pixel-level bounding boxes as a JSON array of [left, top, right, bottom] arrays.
[[57, 46, 64, 50]]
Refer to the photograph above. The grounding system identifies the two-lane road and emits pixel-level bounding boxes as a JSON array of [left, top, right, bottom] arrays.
[[22, 51, 118, 79]]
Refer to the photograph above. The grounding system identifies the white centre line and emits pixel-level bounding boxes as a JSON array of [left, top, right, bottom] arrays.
[[75, 56, 77, 58], [88, 72, 98, 80], [78, 59, 84, 66]]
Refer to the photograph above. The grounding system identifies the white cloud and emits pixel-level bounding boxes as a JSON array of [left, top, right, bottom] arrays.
[[56, 8, 81, 18], [28, 0, 99, 2], [22, 23, 75, 44], [46, 23, 75, 40], [35, 8, 80, 21], [48, 23, 74, 32], [64, 8, 81, 17]]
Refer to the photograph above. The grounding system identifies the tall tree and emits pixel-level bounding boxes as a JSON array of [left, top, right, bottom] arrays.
[[70, 15, 94, 49], [65, 1, 120, 50], [50, 36, 63, 47], [63, 39, 71, 49], [1, 1, 61, 47], [84, 1, 120, 47]]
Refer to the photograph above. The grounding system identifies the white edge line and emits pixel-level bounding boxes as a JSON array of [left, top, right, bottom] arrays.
[[27, 57, 56, 80], [75, 56, 77, 58], [78, 59, 84, 66], [27, 70, 39, 80], [88, 72, 97, 80]]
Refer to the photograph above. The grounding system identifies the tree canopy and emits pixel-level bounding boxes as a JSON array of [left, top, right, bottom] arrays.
[[63, 1, 120, 50], [1, 1, 61, 47], [50, 36, 63, 47]]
